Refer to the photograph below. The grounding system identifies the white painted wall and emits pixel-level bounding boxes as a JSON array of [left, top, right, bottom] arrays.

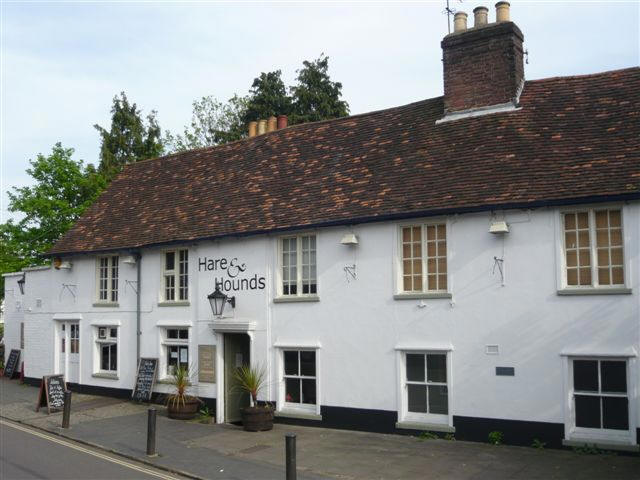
[[7, 203, 639, 441]]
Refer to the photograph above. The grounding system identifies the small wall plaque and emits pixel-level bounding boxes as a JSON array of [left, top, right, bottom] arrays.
[[496, 366, 515, 376], [198, 345, 216, 383]]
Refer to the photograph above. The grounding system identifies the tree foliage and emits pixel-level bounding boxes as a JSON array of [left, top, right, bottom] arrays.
[[290, 54, 349, 124], [95, 92, 163, 181], [164, 55, 349, 153], [164, 95, 248, 153], [0, 143, 106, 298]]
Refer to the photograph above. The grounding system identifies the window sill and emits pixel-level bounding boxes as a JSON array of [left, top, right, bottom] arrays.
[[562, 439, 639, 452], [93, 302, 120, 308], [92, 372, 119, 380], [393, 292, 452, 300], [275, 410, 322, 421], [557, 288, 631, 296], [273, 296, 320, 304], [395, 421, 455, 433], [158, 301, 190, 307], [156, 378, 193, 386]]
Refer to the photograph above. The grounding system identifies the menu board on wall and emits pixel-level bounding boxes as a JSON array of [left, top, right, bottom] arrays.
[[4, 349, 20, 379], [198, 345, 216, 383]]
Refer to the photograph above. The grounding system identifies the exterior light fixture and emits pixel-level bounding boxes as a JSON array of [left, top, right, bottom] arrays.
[[340, 233, 359, 245], [207, 285, 236, 317], [17, 274, 25, 295], [489, 221, 509, 234]]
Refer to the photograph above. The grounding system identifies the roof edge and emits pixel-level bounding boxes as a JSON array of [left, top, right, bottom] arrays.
[[46, 192, 640, 257]]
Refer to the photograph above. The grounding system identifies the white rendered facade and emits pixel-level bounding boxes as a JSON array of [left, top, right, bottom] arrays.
[[3, 204, 639, 449]]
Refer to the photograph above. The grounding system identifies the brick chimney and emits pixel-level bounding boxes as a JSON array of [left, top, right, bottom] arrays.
[[441, 2, 524, 115]]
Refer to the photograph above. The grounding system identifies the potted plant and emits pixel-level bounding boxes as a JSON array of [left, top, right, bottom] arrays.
[[166, 365, 201, 420], [234, 364, 273, 431]]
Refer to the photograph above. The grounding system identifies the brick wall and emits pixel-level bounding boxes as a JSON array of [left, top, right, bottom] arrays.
[[442, 21, 524, 112]]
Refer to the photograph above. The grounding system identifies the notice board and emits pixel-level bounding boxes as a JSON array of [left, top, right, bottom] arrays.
[[198, 345, 216, 383], [132, 357, 158, 402], [4, 349, 21, 379], [36, 375, 67, 414]]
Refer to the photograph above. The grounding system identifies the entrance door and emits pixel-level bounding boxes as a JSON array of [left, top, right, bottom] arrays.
[[224, 333, 250, 423], [59, 322, 80, 383]]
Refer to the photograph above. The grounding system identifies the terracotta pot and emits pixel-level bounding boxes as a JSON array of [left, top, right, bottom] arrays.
[[167, 398, 200, 420], [241, 406, 274, 432]]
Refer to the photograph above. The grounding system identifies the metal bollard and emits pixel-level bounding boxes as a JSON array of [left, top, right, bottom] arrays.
[[62, 391, 72, 429], [285, 433, 296, 480], [147, 408, 157, 456]]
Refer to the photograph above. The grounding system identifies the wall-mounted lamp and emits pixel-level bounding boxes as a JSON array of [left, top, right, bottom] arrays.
[[122, 255, 137, 265], [340, 233, 359, 245], [489, 221, 509, 234], [53, 257, 72, 269], [207, 285, 236, 317], [17, 274, 25, 295]]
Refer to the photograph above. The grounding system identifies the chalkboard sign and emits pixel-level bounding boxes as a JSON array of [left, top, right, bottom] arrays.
[[132, 358, 158, 402], [4, 349, 21, 379], [36, 375, 67, 414]]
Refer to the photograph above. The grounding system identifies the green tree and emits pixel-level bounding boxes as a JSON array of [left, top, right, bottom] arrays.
[[243, 70, 292, 124], [164, 94, 248, 153], [0, 143, 106, 298], [95, 92, 163, 180], [290, 54, 349, 124]]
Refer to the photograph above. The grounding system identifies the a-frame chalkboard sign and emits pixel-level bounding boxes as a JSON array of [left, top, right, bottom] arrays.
[[132, 358, 158, 403], [36, 375, 67, 414], [4, 349, 21, 379]]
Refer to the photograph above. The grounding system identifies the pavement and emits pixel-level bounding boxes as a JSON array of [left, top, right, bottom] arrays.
[[1, 377, 639, 479]]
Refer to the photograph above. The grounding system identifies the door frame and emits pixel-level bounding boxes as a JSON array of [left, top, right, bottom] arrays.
[[215, 330, 254, 424], [53, 314, 83, 385]]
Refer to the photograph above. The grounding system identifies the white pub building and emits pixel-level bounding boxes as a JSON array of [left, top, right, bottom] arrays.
[[4, 3, 639, 451]]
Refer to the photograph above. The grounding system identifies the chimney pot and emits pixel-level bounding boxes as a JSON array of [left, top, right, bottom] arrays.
[[495, 1, 510, 22], [257, 119, 267, 135], [473, 6, 489, 27], [248, 121, 257, 138], [277, 115, 288, 129], [453, 12, 468, 33], [267, 116, 277, 132]]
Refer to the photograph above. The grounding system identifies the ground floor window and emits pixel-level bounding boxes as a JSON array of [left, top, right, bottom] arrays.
[[163, 328, 189, 376], [400, 351, 450, 425], [278, 348, 319, 414], [573, 358, 628, 431], [95, 326, 118, 373]]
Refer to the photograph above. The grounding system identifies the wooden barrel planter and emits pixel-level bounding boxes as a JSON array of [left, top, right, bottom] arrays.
[[241, 406, 274, 431], [167, 398, 200, 420]]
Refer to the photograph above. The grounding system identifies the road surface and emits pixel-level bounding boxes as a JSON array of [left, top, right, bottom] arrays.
[[0, 418, 187, 480]]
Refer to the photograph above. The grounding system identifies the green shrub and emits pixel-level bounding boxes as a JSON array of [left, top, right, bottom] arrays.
[[488, 431, 503, 445]]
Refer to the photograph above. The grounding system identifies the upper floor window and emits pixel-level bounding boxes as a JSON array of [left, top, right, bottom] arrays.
[[399, 224, 447, 293], [163, 249, 188, 302], [280, 235, 317, 297], [562, 209, 624, 288], [97, 256, 118, 303]]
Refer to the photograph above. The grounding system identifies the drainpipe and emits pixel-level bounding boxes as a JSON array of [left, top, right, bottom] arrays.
[[136, 251, 142, 364]]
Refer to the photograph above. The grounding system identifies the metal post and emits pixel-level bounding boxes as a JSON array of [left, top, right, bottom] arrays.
[[147, 408, 157, 456], [285, 433, 296, 480], [61, 391, 72, 428]]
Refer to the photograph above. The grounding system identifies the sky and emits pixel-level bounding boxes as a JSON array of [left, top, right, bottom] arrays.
[[1, 0, 639, 222]]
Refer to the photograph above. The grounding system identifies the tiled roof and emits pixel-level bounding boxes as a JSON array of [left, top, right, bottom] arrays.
[[49, 67, 640, 255]]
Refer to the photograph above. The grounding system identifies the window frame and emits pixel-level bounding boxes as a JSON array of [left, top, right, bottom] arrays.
[[397, 349, 453, 427], [558, 206, 628, 292], [94, 326, 119, 375], [95, 255, 119, 304], [276, 234, 318, 299], [160, 249, 189, 304], [396, 220, 451, 297], [563, 355, 636, 445], [276, 346, 321, 417], [160, 327, 190, 379]]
